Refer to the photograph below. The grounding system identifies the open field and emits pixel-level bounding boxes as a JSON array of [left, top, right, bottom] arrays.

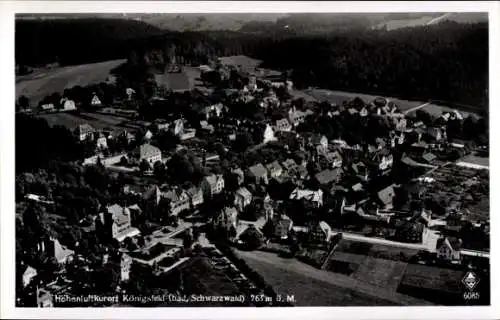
[[325, 244, 410, 291], [406, 102, 474, 118], [235, 249, 433, 306], [16, 59, 126, 104], [459, 154, 489, 168], [219, 55, 263, 72], [37, 112, 140, 131], [397, 264, 467, 305], [334, 239, 420, 261], [303, 88, 480, 117], [303, 88, 424, 111], [178, 257, 250, 306], [352, 257, 407, 291], [399, 264, 463, 293]]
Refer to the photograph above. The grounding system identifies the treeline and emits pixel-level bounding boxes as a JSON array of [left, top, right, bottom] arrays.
[[16, 18, 488, 107], [255, 21, 488, 107], [15, 18, 164, 67], [16, 115, 84, 173], [137, 21, 488, 107]]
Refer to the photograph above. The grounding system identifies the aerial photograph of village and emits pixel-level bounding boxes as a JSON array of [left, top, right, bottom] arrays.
[[14, 11, 490, 307]]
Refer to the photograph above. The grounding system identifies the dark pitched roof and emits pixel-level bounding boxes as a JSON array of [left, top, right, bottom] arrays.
[[351, 162, 366, 174], [315, 168, 342, 185], [422, 152, 437, 163], [248, 163, 268, 178], [401, 156, 420, 167], [377, 185, 395, 206]]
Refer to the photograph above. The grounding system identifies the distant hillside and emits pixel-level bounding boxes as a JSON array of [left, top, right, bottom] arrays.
[[372, 12, 488, 31], [131, 13, 287, 31], [15, 17, 164, 67], [240, 12, 488, 34]]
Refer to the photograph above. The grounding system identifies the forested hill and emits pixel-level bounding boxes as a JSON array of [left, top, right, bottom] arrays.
[[15, 18, 165, 67], [130, 21, 488, 108], [15, 17, 488, 108], [256, 21, 489, 108]]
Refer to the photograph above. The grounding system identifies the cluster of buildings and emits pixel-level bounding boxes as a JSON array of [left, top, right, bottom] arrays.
[[18, 57, 489, 307]]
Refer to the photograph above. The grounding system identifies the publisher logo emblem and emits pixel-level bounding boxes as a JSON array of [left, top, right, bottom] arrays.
[[462, 271, 479, 291]]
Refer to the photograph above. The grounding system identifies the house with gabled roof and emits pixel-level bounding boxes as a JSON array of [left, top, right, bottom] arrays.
[[186, 186, 204, 208], [246, 163, 269, 185], [281, 158, 298, 174], [351, 161, 369, 182], [273, 215, 293, 241], [436, 236, 462, 262], [22, 265, 37, 287], [234, 187, 253, 211], [60, 98, 77, 111], [39, 103, 55, 113], [74, 124, 95, 141], [307, 221, 333, 247], [289, 188, 323, 208], [101, 204, 141, 242], [96, 132, 108, 150], [201, 174, 225, 197], [310, 134, 328, 153], [266, 161, 283, 179], [275, 118, 292, 132], [325, 150, 343, 168], [376, 185, 396, 209], [288, 107, 310, 126], [359, 106, 369, 117], [314, 168, 342, 188], [51, 237, 74, 264], [204, 103, 224, 120], [133, 143, 162, 164], [263, 124, 277, 144], [161, 187, 191, 216], [372, 149, 393, 171], [214, 206, 239, 231], [230, 167, 245, 186], [120, 253, 132, 282], [425, 127, 445, 142]]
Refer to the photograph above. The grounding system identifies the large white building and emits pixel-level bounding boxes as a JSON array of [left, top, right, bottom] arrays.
[[134, 144, 162, 164]]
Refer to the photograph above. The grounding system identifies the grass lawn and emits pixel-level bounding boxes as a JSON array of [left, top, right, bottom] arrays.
[[397, 264, 467, 305], [177, 257, 250, 306], [37, 112, 139, 131], [405, 102, 473, 117], [352, 257, 408, 291], [399, 264, 463, 293], [303, 88, 424, 111], [459, 154, 489, 167], [326, 249, 408, 291], [242, 256, 398, 306], [16, 59, 126, 105], [219, 55, 263, 72], [334, 239, 419, 262]]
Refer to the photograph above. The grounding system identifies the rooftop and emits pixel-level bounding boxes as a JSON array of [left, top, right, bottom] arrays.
[[135, 144, 161, 159], [315, 168, 342, 185], [248, 163, 268, 177]]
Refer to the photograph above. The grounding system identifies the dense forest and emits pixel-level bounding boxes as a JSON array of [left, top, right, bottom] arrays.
[[131, 21, 489, 107], [16, 18, 488, 107], [15, 18, 164, 67], [257, 21, 489, 107]]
